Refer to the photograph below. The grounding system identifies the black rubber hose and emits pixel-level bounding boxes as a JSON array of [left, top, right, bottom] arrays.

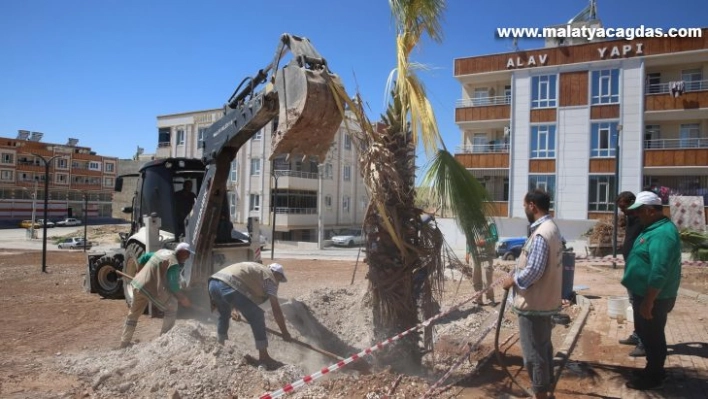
[[495, 288, 535, 397]]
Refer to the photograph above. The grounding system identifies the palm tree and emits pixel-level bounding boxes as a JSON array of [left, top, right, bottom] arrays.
[[328, 0, 490, 368]]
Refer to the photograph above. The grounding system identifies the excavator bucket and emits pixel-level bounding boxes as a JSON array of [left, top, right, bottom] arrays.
[[271, 65, 344, 161]]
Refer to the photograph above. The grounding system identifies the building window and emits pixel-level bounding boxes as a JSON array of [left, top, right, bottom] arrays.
[[472, 87, 489, 105], [680, 123, 700, 148], [530, 125, 556, 158], [528, 175, 556, 209], [1, 153, 13, 164], [198, 127, 207, 147], [343, 165, 351, 181], [342, 196, 350, 213], [104, 163, 114, 173], [229, 193, 237, 218], [249, 194, 260, 211], [56, 173, 68, 184], [591, 69, 620, 104], [360, 196, 368, 210], [56, 158, 68, 169], [1, 170, 13, 181], [103, 177, 114, 187], [230, 161, 238, 182], [158, 128, 171, 146], [588, 175, 616, 211], [250, 158, 261, 176], [681, 69, 703, 91], [88, 161, 101, 171], [325, 163, 333, 179], [504, 85, 512, 103], [646, 73, 661, 94], [644, 124, 660, 149], [325, 195, 332, 208], [531, 75, 557, 108], [253, 130, 262, 140], [590, 122, 618, 157], [177, 129, 185, 145], [344, 134, 352, 150]]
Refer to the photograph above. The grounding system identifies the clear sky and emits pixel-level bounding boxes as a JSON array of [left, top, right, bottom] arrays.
[[1, 0, 706, 161]]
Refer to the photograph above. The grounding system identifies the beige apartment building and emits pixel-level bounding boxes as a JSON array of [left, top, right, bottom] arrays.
[[454, 28, 708, 223], [155, 109, 368, 241], [0, 131, 118, 222]]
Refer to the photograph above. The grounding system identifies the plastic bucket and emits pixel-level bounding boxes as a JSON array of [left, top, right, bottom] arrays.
[[607, 296, 629, 319], [626, 305, 634, 323]]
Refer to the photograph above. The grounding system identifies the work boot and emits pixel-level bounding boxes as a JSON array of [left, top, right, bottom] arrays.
[[118, 341, 133, 349], [629, 343, 646, 357], [619, 332, 639, 345], [626, 375, 664, 391], [217, 334, 227, 345]]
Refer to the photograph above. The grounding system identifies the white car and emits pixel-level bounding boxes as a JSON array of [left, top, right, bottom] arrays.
[[56, 218, 82, 227], [331, 229, 364, 247], [231, 230, 267, 249]]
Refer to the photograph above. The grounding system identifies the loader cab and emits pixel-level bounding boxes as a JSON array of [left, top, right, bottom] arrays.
[[120, 158, 206, 239]]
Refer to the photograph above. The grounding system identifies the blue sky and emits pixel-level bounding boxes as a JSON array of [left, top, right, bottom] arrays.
[[1, 0, 706, 161]]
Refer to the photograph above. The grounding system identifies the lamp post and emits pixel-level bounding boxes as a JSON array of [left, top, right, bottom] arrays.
[[83, 194, 88, 252], [26, 180, 38, 239], [317, 163, 324, 250], [33, 153, 64, 273], [611, 125, 622, 269], [270, 162, 280, 260]]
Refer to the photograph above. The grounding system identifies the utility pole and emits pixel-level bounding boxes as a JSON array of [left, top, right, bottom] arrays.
[[270, 160, 279, 260], [33, 153, 63, 273], [83, 194, 88, 252], [318, 163, 324, 250], [30, 180, 38, 239], [611, 125, 622, 269]]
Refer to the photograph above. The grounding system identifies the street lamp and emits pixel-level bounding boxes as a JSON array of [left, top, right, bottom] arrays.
[[33, 153, 64, 273], [317, 163, 324, 250], [270, 161, 280, 260], [83, 194, 89, 252]]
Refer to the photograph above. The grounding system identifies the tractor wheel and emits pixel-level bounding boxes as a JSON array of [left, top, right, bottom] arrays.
[[123, 242, 145, 308], [91, 256, 124, 299]]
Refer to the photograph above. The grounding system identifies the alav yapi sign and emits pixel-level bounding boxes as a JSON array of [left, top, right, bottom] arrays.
[[506, 42, 645, 69]]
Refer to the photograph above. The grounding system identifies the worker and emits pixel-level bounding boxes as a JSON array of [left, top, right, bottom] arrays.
[[119, 243, 194, 349], [208, 262, 292, 369], [175, 180, 197, 235], [466, 220, 499, 306]]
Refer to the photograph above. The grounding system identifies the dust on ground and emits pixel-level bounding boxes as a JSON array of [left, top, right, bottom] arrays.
[[47, 224, 129, 245], [1, 246, 706, 398]]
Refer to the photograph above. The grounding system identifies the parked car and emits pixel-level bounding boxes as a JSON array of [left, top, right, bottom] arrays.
[[496, 237, 527, 258], [57, 237, 92, 249], [36, 219, 55, 228], [501, 244, 523, 261], [331, 229, 364, 247], [230, 230, 267, 249], [19, 220, 41, 229], [56, 218, 82, 227]]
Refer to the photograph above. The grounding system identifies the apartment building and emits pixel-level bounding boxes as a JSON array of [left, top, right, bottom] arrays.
[[156, 108, 368, 241], [454, 28, 708, 222], [0, 131, 118, 221]]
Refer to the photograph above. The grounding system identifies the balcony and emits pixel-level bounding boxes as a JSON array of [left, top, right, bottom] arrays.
[[645, 80, 708, 114], [644, 138, 708, 167], [646, 80, 708, 95], [271, 207, 318, 227], [455, 96, 511, 125], [456, 143, 509, 154], [273, 170, 319, 190]]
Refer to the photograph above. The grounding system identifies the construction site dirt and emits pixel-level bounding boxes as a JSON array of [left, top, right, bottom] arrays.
[[1, 248, 707, 398]]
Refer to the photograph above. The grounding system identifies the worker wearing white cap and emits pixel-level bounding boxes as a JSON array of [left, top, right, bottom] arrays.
[[208, 262, 291, 369], [119, 243, 195, 348]]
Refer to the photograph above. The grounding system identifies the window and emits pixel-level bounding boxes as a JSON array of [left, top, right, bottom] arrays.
[[104, 163, 114, 173], [343, 165, 351, 181], [103, 177, 114, 187], [590, 122, 618, 157], [230, 161, 238, 182], [591, 69, 620, 104], [325, 195, 332, 208], [88, 161, 101, 171], [325, 163, 333, 179], [198, 127, 207, 147], [56, 158, 68, 168], [177, 129, 185, 145], [646, 73, 661, 94], [644, 124, 660, 149], [680, 124, 700, 148], [588, 175, 616, 211], [361, 196, 368, 210], [681, 69, 703, 91], [56, 173, 68, 184], [342, 196, 350, 213], [472, 133, 488, 153], [344, 134, 352, 150], [250, 158, 261, 176], [0, 170, 13, 181], [504, 85, 512, 104], [249, 194, 260, 211], [1, 153, 13, 164], [528, 175, 556, 209], [158, 128, 171, 146], [472, 88, 489, 105], [229, 193, 237, 218], [295, 160, 302, 172], [531, 75, 557, 108], [253, 129, 262, 140], [530, 125, 556, 158]]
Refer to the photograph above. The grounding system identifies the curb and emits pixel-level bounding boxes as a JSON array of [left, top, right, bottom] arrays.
[[552, 294, 592, 387]]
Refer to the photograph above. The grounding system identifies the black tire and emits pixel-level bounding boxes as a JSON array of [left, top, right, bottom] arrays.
[[123, 242, 145, 308], [503, 252, 516, 261], [91, 256, 124, 299]]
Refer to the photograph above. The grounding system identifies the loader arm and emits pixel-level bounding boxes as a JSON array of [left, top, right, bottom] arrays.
[[181, 33, 344, 287]]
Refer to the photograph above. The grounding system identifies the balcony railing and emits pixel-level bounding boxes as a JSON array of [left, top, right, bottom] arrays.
[[645, 79, 708, 95], [158, 142, 171, 148], [273, 207, 317, 214], [456, 95, 511, 108], [274, 170, 319, 179], [456, 143, 510, 154], [644, 138, 708, 149]]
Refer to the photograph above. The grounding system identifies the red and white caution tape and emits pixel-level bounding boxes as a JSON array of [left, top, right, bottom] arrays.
[[259, 273, 512, 399]]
